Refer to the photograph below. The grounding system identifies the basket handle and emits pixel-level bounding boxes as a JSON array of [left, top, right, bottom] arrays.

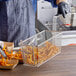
[[68, 43, 76, 46], [61, 24, 71, 26]]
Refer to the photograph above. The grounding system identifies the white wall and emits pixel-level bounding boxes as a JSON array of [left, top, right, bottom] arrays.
[[72, 0, 76, 6], [37, 0, 57, 25]]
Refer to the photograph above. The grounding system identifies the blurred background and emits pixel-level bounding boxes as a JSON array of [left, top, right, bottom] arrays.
[[36, 0, 76, 32]]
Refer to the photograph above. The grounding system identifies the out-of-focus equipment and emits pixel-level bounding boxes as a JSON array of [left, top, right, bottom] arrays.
[[53, 13, 76, 31]]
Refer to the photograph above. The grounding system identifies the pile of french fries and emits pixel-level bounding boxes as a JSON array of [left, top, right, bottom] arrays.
[[0, 41, 22, 69], [22, 41, 60, 66], [0, 41, 60, 68]]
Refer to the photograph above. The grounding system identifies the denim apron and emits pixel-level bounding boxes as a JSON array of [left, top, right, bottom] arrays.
[[0, 0, 36, 46], [0, 1, 8, 41]]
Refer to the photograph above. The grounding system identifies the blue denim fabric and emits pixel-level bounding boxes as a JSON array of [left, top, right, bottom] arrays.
[[0, 1, 8, 41], [0, 0, 37, 12], [45, 0, 57, 7], [0, 0, 36, 46]]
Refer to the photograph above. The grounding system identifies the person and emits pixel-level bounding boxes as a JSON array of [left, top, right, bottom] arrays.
[[0, 0, 37, 46], [45, 0, 71, 18]]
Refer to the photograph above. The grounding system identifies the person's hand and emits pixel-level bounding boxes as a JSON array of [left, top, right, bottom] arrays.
[[56, 2, 70, 18]]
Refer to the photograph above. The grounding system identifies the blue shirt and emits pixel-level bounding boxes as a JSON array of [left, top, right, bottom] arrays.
[[32, 0, 37, 13], [45, 0, 57, 7]]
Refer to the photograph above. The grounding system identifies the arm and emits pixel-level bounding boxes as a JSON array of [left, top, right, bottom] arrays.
[[56, 0, 67, 5], [45, 0, 67, 7]]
